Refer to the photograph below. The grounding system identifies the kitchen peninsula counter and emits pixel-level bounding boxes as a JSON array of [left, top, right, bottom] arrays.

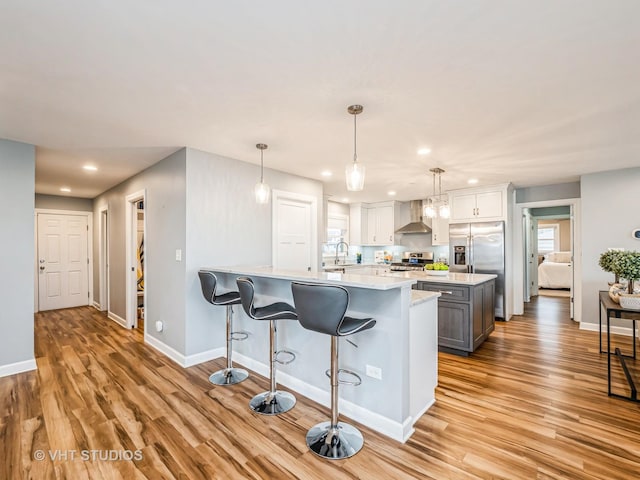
[[200, 265, 439, 442], [385, 271, 497, 285]]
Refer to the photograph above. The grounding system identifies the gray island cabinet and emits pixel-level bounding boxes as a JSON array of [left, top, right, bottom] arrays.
[[413, 274, 496, 356]]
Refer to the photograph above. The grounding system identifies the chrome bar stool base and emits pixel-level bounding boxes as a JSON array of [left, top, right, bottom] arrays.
[[250, 390, 296, 415], [209, 367, 249, 386], [306, 421, 364, 460]]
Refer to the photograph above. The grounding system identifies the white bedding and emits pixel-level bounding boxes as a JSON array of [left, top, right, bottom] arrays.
[[538, 261, 572, 289]]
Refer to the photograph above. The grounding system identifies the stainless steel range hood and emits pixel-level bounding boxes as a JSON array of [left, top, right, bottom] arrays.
[[395, 200, 432, 234]]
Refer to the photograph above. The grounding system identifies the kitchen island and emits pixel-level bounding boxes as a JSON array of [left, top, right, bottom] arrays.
[[200, 266, 439, 442], [385, 271, 497, 355]]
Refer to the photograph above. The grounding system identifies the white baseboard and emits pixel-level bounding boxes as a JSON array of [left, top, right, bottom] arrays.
[[184, 347, 226, 368], [145, 334, 187, 366], [92, 301, 102, 311], [107, 311, 127, 328], [143, 334, 225, 368], [580, 322, 639, 336], [232, 352, 411, 443], [0, 358, 37, 378]]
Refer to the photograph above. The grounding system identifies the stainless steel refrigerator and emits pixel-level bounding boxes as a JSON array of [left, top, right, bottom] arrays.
[[449, 221, 505, 319]]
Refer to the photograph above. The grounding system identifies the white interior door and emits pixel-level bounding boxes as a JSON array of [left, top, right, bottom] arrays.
[[531, 219, 539, 296], [523, 209, 532, 302], [37, 213, 89, 311], [273, 191, 318, 272], [570, 206, 575, 319], [126, 191, 145, 330]]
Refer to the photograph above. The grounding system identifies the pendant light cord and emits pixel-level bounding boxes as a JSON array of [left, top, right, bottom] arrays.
[[353, 113, 358, 164], [260, 149, 264, 183], [432, 171, 436, 204]]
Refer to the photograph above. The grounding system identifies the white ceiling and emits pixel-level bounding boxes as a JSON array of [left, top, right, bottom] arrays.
[[1, 1, 639, 201]]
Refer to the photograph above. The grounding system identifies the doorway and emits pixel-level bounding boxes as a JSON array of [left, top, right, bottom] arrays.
[[272, 190, 318, 271], [125, 191, 146, 330], [35, 211, 92, 311], [514, 199, 582, 322]]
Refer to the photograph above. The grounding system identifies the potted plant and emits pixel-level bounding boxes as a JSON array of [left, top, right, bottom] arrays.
[[611, 250, 640, 309], [598, 249, 625, 284]]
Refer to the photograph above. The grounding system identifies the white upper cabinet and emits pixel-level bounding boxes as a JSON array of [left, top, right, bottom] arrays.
[[350, 201, 398, 246], [375, 204, 395, 245], [431, 215, 449, 245], [449, 185, 509, 222]]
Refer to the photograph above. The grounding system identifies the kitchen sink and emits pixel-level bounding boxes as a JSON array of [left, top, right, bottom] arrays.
[[323, 267, 346, 273]]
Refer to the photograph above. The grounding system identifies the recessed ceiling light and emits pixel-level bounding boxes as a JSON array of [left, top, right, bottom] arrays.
[[60, 187, 71, 192], [321, 170, 332, 177], [388, 190, 396, 196], [83, 165, 98, 171], [417, 147, 431, 155], [468, 178, 479, 185], [342, 197, 349, 203]]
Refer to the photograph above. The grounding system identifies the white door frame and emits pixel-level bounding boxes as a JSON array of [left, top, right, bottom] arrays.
[[272, 190, 318, 272], [125, 190, 146, 330], [522, 209, 532, 303], [34, 209, 94, 313], [98, 205, 109, 312], [513, 198, 582, 322]]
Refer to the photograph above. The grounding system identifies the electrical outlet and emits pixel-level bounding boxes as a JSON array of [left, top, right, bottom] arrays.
[[155, 321, 163, 332], [365, 365, 382, 380], [175, 249, 182, 261]]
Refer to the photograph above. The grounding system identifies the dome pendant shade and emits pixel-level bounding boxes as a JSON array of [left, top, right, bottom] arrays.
[[439, 203, 450, 218], [345, 162, 365, 191], [254, 181, 270, 204], [423, 202, 436, 218]]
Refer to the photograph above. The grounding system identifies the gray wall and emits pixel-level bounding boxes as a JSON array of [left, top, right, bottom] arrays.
[[581, 167, 640, 326], [93, 149, 187, 353], [35, 194, 93, 212], [0, 139, 35, 367], [516, 182, 580, 203], [184, 148, 323, 356], [92, 146, 323, 359]]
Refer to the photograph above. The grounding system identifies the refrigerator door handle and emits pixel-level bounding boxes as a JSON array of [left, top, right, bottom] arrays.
[[467, 235, 473, 274]]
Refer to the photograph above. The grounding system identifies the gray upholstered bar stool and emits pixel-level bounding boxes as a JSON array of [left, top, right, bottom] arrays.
[[236, 277, 298, 415], [198, 270, 249, 386], [291, 282, 376, 460]]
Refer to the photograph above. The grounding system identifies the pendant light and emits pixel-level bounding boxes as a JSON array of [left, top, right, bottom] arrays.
[[254, 143, 270, 204], [345, 104, 365, 191], [423, 170, 437, 218], [424, 168, 450, 219]]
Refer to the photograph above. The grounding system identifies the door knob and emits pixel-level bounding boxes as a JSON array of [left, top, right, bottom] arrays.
[[39, 266, 45, 271], [39, 259, 45, 264]]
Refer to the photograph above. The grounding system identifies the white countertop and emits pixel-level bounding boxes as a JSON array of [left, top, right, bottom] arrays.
[[202, 265, 416, 290], [411, 290, 440, 306], [383, 271, 497, 286]]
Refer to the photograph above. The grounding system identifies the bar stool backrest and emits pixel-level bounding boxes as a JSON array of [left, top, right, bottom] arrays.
[[236, 277, 257, 318], [291, 282, 349, 336], [198, 271, 218, 305]]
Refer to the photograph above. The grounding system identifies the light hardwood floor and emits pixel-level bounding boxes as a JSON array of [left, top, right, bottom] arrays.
[[1, 296, 639, 479]]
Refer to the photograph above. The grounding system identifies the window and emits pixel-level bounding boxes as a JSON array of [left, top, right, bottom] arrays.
[[323, 214, 349, 256], [538, 224, 559, 254]]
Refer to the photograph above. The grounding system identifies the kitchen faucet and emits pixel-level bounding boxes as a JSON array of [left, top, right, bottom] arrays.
[[334, 241, 349, 265]]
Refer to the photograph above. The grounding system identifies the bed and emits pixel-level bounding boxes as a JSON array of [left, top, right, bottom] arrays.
[[538, 251, 572, 289]]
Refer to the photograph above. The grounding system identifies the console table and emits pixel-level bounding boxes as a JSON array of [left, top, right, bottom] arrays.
[[599, 291, 639, 402]]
